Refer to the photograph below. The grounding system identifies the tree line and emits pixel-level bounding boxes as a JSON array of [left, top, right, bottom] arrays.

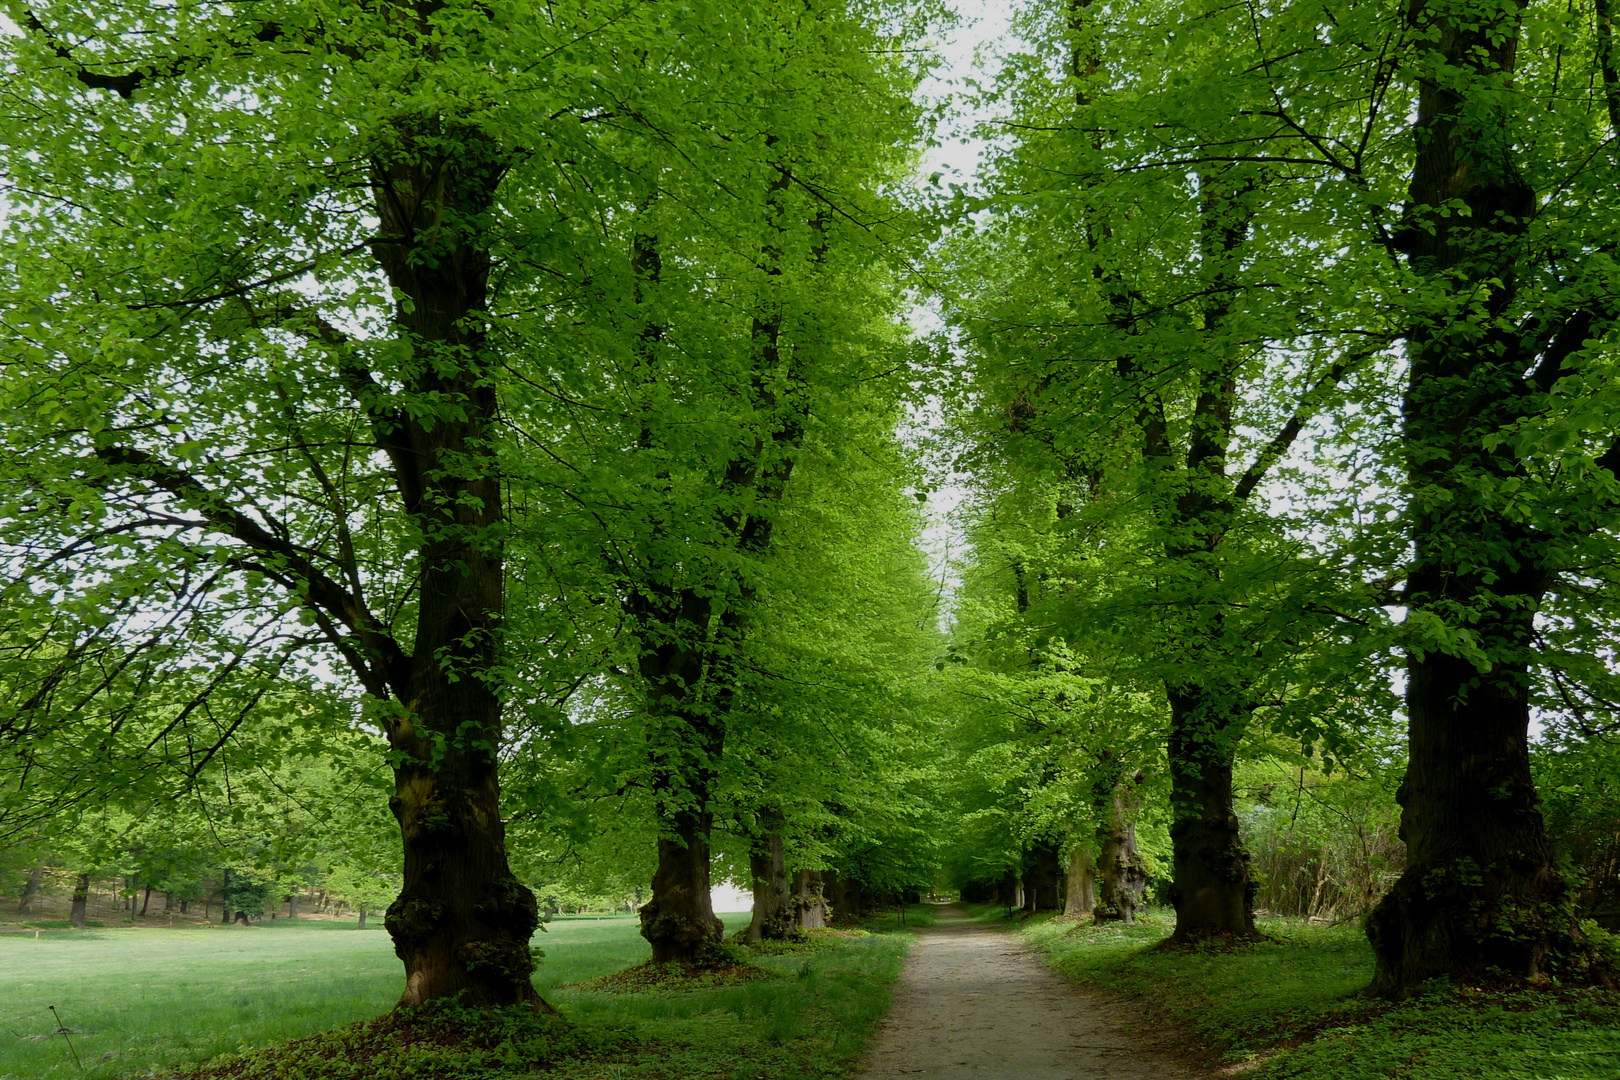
[[2, 0, 1619, 1020]]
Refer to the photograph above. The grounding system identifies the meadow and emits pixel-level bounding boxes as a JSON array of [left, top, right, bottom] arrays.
[[0, 910, 912, 1080]]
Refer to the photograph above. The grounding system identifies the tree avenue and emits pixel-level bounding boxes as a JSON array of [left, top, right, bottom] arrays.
[[7, 2, 1620, 1067]]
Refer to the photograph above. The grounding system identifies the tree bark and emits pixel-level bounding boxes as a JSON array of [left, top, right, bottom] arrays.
[[17, 864, 43, 915], [139, 886, 152, 917], [746, 810, 794, 943], [1094, 772, 1150, 925], [641, 825, 722, 962], [792, 869, 826, 929], [69, 872, 89, 927], [356, 115, 545, 1011], [287, 894, 298, 919], [1023, 841, 1064, 913], [1167, 690, 1255, 940], [1364, 0, 1575, 996], [359, 904, 368, 930], [1065, 845, 1095, 916]]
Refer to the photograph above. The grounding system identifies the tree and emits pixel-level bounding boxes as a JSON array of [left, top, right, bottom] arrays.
[[1364, 0, 1620, 992], [939, 0, 1405, 942]]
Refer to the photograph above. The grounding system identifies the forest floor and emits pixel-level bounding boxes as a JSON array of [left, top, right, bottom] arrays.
[[0, 908, 918, 1080], [1004, 906, 1620, 1080], [853, 904, 1193, 1079]]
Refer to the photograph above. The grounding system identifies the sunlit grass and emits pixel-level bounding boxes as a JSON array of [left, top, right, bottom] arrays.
[[0, 909, 910, 1080]]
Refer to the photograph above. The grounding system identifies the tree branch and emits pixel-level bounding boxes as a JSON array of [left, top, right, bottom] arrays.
[[91, 445, 411, 696]]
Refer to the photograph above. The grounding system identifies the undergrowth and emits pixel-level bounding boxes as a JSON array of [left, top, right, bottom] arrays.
[[1017, 910, 1620, 1079]]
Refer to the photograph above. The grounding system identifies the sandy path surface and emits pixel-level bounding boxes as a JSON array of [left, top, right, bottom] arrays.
[[853, 906, 1194, 1080]]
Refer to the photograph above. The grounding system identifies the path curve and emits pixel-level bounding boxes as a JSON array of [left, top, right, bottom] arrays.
[[854, 905, 1195, 1080]]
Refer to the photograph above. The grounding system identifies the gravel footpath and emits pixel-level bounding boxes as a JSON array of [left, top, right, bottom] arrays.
[[853, 905, 1196, 1080]]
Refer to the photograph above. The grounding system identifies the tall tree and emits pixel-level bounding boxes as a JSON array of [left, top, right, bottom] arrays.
[[939, 0, 1406, 940], [1366, 0, 1620, 992], [0, 0, 800, 1005]]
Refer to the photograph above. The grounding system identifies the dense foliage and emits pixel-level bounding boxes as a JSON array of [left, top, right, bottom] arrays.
[[5, 1, 1620, 1064]]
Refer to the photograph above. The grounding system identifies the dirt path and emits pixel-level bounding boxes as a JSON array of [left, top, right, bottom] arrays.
[[854, 906, 1195, 1080]]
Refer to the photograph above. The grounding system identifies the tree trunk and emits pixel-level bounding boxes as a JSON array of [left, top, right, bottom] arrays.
[[792, 870, 826, 929], [234, 910, 251, 926], [179, 897, 188, 914], [746, 810, 794, 943], [997, 870, 1017, 911], [1065, 845, 1095, 916], [640, 814, 723, 963], [17, 864, 43, 915], [69, 872, 89, 927], [1023, 841, 1064, 913], [1167, 691, 1256, 940], [287, 894, 298, 919], [164, 891, 173, 913], [220, 869, 231, 926], [365, 118, 546, 1013], [1365, 0, 1573, 996], [359, 904, 368, 930], [139, 886, 152, 917], [1095, 772, 1150, 925]]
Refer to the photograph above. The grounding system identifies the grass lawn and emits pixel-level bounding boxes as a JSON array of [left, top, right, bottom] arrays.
[[1008, 908, 1620, 1080], [0, 909, 919, 1080]]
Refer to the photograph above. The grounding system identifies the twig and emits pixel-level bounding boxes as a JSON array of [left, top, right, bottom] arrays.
[[48, 1006, 82, 1073]]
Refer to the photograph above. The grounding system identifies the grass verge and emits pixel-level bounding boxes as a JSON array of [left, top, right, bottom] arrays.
[[1014, 910, 1620, 1079]]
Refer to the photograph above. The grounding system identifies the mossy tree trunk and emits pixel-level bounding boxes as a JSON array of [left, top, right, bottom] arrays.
[[1365, 0, 1583, 995], [1065, 845, 1095, 916], [1094, 770, 1149, 925], [793, 870, 827, 929], [747, 809, 795, 942]]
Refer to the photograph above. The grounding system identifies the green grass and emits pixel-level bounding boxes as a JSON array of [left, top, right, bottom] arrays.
[[0, 920, 400, 1080], [857, 903, 938, 934], [0, 910, 910, 1080], [1015, 910, 1620, 1080]]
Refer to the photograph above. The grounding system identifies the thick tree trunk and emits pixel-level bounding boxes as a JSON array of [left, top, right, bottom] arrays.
[[139, 886, 152, 916], [640, 811, 723, 963], [1095, 772, 1150, 925], [69, 872, 89, 927], [287, 894, 298, 919], [364, 119, 545, 1012], [746, 811, 794, 943], [1168, 691, 1255, 940], [17, 864, 43, 915], [1065, 845, 1095, 916], [792, 870, 826, 929], [1023, 841, 1064, 913], [385, 684, 543, 1006], [1365, 0, 1572, 996]]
